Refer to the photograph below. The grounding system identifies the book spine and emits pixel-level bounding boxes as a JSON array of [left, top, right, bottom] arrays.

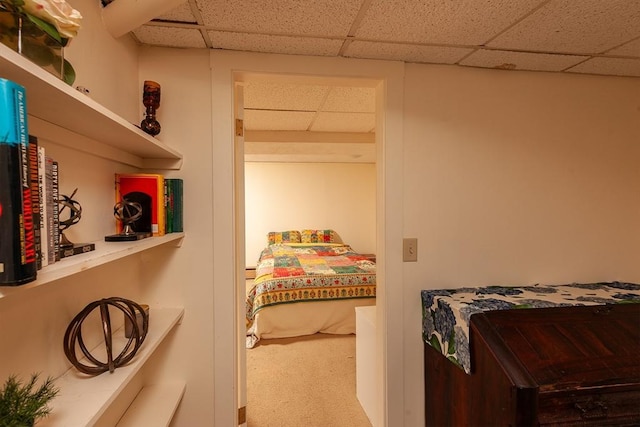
[[38, 146, 49, 267], [28, 135, 42, 270], [164, 178, 173, 233], [157, 175, 165, 236], [165, 178, 183, 233], [20, 133, 37, 274], [174, 178, 183, 232], [52, 160, 60, 261], [45, 156, 56, 265], [0, 78, 37, 285]]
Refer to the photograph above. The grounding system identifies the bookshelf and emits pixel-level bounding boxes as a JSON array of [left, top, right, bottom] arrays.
[[0, 43, 185, 426], [0, 44, 182, 170], [0, 233, 185, 299]]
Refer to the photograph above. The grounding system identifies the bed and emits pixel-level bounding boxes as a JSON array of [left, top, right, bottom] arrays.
[[246, 230, 376, 348]]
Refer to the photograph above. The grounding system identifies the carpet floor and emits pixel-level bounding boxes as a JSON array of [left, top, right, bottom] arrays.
[[246, 333, 373, 427]]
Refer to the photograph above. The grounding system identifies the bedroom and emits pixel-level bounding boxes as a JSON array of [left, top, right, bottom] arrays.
[[241, 77, 378, 423]]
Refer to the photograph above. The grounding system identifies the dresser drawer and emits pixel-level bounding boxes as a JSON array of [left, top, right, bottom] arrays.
[[539, 389, 640, 426]]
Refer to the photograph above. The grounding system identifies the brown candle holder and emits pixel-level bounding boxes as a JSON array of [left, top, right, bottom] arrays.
[[140, 80, 161, 136]]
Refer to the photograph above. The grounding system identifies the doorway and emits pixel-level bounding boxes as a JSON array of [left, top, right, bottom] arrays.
[[210, 49, 405, 427], [239, 74, 378, 425]]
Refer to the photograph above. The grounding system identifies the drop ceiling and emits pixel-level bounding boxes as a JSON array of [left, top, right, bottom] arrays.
[[131, 0, 640, 78], [124, 0, 640, 162]]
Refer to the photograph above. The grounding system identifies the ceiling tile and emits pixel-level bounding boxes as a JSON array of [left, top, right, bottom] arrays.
[[460, 49, 588, 72], [156, 2, 196, 23], [196, 0, 360, 37], [606, 38, 640, 57], [311, 112, 375, 132], [354, 0, 543, 45], [566, 57, 640, 77], [134, 26, 206, 48], [207, 31, 343, 56], [345, 41, 472, 64], [322, 87, 375, 113], [244, 82, 329, 111], [487, 0, 640, 54], [244, 110, 315, 131]]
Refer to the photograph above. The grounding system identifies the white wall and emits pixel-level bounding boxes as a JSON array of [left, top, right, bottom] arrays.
[[137, 47, 214, 426], [401, 64, 640, 425], [244, 162, 376, 265], [64, 0, 139, 123]]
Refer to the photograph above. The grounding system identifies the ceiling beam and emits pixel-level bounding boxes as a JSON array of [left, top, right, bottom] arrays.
[[244, 130, 374, 144]]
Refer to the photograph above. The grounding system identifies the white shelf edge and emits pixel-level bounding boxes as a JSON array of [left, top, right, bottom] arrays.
[[39, 307, 185, 427], [0, 233, 185, 298], [115, 382, 186, 427], [0, 44, 183, 164]]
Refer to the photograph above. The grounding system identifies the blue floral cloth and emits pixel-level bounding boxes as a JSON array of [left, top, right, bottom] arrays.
[[421, 282, 640, 374]]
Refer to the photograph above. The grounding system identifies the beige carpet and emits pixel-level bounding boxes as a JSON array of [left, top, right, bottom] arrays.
[[246, 333, 373, 427]]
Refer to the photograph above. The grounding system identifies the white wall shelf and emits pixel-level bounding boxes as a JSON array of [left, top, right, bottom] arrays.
[[38, 307, 185, 427], [0, 233, 185, 299], [115, 383, 186, 427], [0, 44, 183, 170]]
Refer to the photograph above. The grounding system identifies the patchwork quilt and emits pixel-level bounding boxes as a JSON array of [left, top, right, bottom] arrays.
[[246, 243, 376, 326]]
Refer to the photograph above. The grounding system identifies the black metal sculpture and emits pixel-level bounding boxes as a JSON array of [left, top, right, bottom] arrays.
[[63, 297, 149, 375]]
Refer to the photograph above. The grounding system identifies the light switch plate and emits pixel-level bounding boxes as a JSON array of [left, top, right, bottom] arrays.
[[403, 238, 418, 262]]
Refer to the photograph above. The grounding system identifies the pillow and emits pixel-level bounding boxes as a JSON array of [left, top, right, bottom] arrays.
[[267, 230, 301, 245], [300, 229, 342, 244]]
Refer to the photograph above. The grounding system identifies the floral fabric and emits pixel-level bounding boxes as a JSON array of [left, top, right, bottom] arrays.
[[421, 282, 640, 374]]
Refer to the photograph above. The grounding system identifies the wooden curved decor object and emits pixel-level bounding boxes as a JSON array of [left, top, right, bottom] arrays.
[[63, 297, 149, 375]]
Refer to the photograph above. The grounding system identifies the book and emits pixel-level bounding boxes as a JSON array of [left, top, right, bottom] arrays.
[[164, 179, 172, 234], [165, 178, 183, 233], [44, 155, 57, 265], [28, 135, 42, 270], [174, 178, 183, 232], [52, 160, 60, 261], [0, 78, 37, 285], [115, 173, 165, 236], [38, 145, 49, 267]]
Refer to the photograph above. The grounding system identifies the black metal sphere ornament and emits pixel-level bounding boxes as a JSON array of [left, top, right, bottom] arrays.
[[63, 297, 149, 375], [113, 199, 143, 236], [58, 188, 83, 248]]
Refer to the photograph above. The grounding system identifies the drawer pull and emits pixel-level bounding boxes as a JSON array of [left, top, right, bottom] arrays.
[[574, 400, 608, 420]]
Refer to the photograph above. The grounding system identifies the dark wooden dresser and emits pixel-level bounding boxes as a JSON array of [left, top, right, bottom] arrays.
[[425, 303, 640, 426]]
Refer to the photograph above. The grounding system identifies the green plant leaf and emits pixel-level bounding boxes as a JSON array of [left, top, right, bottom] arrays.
[[63, 59, 75, 85], [24, 13, 61, 44]]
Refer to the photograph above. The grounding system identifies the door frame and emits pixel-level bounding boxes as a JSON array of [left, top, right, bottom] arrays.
[[210, 50, 405, 426]]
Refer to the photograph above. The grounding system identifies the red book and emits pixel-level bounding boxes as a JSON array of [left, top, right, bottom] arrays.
[[115, 173, 165, 236]]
